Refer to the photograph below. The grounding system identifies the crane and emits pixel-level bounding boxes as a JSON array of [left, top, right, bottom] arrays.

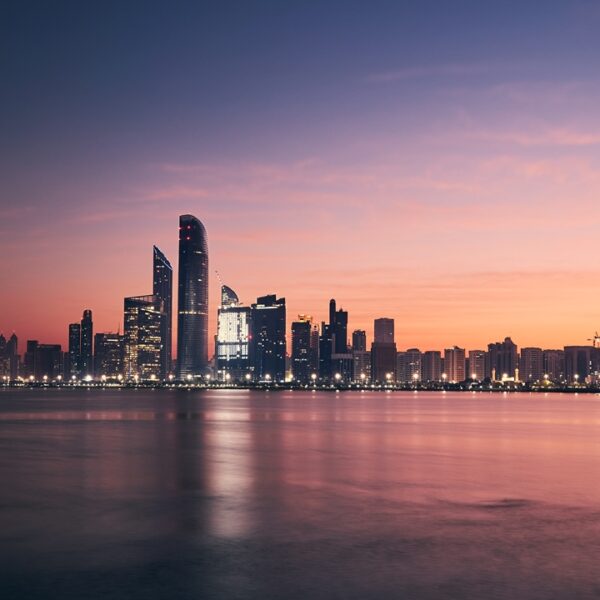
[[588, 332, 600, 348]]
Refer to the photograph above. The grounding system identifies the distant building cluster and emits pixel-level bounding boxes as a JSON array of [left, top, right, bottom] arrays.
[[2, 214, 600, 387]]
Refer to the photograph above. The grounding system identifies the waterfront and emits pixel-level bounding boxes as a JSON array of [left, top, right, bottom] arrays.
[[2, 389, 600, 599]]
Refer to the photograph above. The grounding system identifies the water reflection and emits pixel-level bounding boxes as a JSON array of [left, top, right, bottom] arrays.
[[2, 389, 600, 598]]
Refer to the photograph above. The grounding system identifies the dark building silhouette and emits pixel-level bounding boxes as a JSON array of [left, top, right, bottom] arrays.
[[371, 341, 397, 383], [68, 323, 81, 379], [487, 337, 518, 380], [352, 329, 370, 382], [7, 334, 18, 379], [153, 246, 173, 379], [319, 322, 333, 380], [291, 317, 312, 383], [94, 332, 124, 379], [374, 318, 394, 344], [371, 318, 396, 383], [251, 294, 286, 382], [80, 310, 93, 377], [543, 349, 565, 383], [402, 348, 422, 383], [520, 347, 544, 383], [310, 325, 320, 373], [124, 295, 164, 380], [330, 299, 348, 353], [352, 330, 367, 352], [215, 285, 252, 381], [564, 346, 594, 384], [468, 350, 486, 381], [444, 346, 466, 383], [318, 299, 349, 381], [24, 340, 63, 380], [422, 350, 442, 382], [177, 214, 209, 378]]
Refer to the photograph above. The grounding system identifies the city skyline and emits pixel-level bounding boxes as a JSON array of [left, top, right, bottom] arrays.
[[3, 4, 600, 351], [1, 209, 600, 355]]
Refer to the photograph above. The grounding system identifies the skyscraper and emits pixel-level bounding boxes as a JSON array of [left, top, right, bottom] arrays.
[[564, 346, 594, 384], [177, 214, 209, 379], [80, 309, 93, 378], [543, 349, 564, 383], [94, 332, 124, 379], [444, 346, 466, 383], [7, 334, 18, 380], [468, 350, 486, 381], [487, 337, 518, 380], [215, 285, 252, 381], [68, 323, 81, 378], [153, 246, 173, 379], [291, 316, 312, 383], [352, 330, 366, 352], [374, 318, 394, 344], [404, 348, 422, 383], [422, 350, 442, 382], [124, 295, 164, 380], [371, 317, 396, 383], [251, 294, 286, 382], [520, 347, 543, 383]]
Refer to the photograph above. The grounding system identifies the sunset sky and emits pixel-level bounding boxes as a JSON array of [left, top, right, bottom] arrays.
[[2, 1, 600, 352]]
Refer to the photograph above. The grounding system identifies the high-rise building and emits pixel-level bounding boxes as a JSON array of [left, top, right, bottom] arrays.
[[468, 350, 486, 381], [80, 309, 93, 378], [422, 350, 442, 382], [329, 299, 348, 353], [444, 346, 466, 383], [543, 349, 565, 383], [68, 323, 81, 379], [487, 337, 518, 380], [374, 318, 394, 344], [520, 347, 544, 383], [177, 214, 209, 379], [371, 318, 396, 383], [7, 333, 18, 380], [396, 351, 407, 383], [310, 325, 320, 374], [124, 295, 164, 380], [251, 295, 286, 382], [318, 322, 333, 380], [0, 334, 7, 378], [371, 341, 397, 383], [215, 285, 252, 381], [94, 333, 124, 379], [564, 346, 594, 384], [291, 317, 312, 383], [404, 348, 422, 383], [153, 246, 173, 379], [352, 330, 369, 383], [352, 330, 367, 352], [23, 341, 63, 380]]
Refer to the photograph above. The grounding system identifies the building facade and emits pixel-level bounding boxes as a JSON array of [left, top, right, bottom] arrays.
[[251, 295, 286, 382], [124, 295, 164, 380], [215, 285, 252, 381], [177, 214, 209, 378], [153, 245, 173, 379]]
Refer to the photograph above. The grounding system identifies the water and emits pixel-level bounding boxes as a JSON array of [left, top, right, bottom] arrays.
[[2, 389, 600, 599]]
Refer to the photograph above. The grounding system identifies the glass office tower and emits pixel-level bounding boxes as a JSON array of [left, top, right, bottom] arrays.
[[177, 215, 209, 379]]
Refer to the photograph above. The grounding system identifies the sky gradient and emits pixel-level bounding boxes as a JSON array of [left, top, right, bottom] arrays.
[[1, 1, 600, 352]]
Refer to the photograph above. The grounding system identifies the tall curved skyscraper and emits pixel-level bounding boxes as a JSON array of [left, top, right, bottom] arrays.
[[177, 214, 209, 378]]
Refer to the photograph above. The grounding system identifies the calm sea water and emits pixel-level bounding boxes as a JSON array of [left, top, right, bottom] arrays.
[[2, 388, 600, 599]]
